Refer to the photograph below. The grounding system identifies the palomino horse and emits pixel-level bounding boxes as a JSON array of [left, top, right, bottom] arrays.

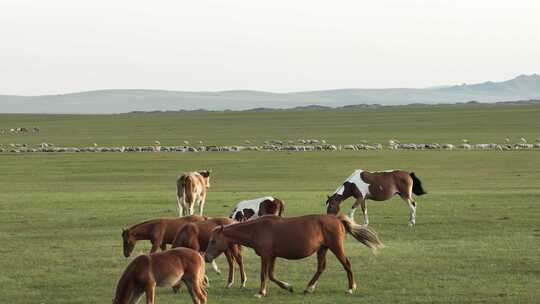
[[229, 196, 285, 222], [326, 169, 427, 226], [176, 170, 211, 216], [172, 217, 247, 288], [112, 247, 207, 304], [121, 215, 206, 257], [205, 214, 383, 297]]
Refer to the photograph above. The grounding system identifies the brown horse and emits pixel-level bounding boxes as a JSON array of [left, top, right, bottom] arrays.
[[121, 215, 207, 257], [172, 217, 247, 288], [112, 247, 207, 304], [176, 170, 211, 216], [326, 169, 427, 226], [204, 214, 383, 297]]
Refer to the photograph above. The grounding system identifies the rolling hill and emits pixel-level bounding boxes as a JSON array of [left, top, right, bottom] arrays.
[[1, 74, 539, 114]]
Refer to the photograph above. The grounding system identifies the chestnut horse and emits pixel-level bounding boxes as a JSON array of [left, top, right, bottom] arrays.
[[205, 214, 383, 297], [326, 169, 427, 226], [112, 247, 207, 304], [176, 170, 211, 216], [121, 215, 206, 257], [172, 217, 246, 288]]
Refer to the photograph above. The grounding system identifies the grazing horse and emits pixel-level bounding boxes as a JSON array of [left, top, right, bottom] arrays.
[[112, 247, 207, 304], [176, 170, 211, 216], [229, 196, 285, 222], [326, 169, 427, 226], [172, 217, 247, 288], [205, 214, 383, 297], [121, 216, 206, 257]]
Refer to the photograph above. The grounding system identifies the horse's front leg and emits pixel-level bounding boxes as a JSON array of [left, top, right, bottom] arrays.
[[268, 257, 293, 292], [255, 257, 270, 298], [145, 280, 156, 304], [224, 250, 235, 288]]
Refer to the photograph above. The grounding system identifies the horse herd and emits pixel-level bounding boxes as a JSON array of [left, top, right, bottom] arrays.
[[114, 169, 427, 304]]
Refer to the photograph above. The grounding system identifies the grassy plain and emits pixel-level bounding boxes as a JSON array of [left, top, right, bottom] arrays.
[[0, 105, 539, 303]]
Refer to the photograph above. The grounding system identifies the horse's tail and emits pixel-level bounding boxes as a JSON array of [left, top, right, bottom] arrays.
[[338, 214, 383, 254], [184, 175, 194, 206], [410, 172, 427, 196], [177, 175, 186, 201]]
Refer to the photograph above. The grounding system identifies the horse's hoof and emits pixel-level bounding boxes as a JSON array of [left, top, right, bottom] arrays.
[[346, 289, 354, 295], [227, 282, 233, 289], [285, 284, 293, 293], [241, 281, 247, 288], [254, 293, 264, 298], [304, 285, 316, 294]]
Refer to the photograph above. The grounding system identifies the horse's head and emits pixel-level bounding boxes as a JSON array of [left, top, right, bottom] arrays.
[[121, 229, 136, 257], [325, 195, 342, 214], [204, 225, 228, 263], [198, 170, 211, 187]]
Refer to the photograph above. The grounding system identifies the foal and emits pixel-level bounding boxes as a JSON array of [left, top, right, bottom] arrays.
[[326, 169, 427, 226], [172, 217, 246, 288], [121, 215, 206, 257], [112, 247, 207, 304], [176, 170, 211, 216], [205, 214, 383, 297]]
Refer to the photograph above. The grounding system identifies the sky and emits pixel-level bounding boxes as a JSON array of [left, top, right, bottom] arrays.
[[1, 0, 539, 95]]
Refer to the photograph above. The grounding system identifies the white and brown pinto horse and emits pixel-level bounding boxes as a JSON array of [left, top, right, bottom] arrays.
[[176, 170, 211, 216], [205, 214, 383, 297], [112, 247, 207, 304], [229, 196, 284, 222], [326, 169, 427, 226]]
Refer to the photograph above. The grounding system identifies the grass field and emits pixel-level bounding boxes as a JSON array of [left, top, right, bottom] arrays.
[[1, 105, 539, 303], [2, 104, 540, 147]]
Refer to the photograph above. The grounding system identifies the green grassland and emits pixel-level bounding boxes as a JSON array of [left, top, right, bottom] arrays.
[[1, 105, 539, 303], [1, 104, 540, 147]]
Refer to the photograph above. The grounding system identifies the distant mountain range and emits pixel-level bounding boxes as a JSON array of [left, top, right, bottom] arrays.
[[1, 74, 539, 114]]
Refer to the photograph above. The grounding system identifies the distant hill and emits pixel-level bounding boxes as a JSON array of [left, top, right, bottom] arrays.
[[1, 74, 539, 114]]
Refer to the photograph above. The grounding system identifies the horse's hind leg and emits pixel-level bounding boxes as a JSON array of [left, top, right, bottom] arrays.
[[268, 256, 293, 292], [400, 191, 416, 226], [198, 192, 206, 216], [176, 194, 184, 217], [328, 240, 356, 294], [305, 247, 328, 293]]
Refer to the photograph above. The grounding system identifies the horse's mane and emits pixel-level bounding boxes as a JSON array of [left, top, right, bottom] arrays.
[[126, 218, 159, 231]]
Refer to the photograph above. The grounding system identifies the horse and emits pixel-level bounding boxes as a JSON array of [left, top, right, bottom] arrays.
[[229, 196, 285, 222], [172, 217, 246, 288], [204, 214, 383, 297], [326, 169, 427, 226], [112, 247, 207, 304], [121, 215, 207, 257], [176, 170, 211, 216]]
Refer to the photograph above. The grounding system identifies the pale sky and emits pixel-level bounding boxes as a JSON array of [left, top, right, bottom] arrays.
[[1, 0, 539, 95]]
